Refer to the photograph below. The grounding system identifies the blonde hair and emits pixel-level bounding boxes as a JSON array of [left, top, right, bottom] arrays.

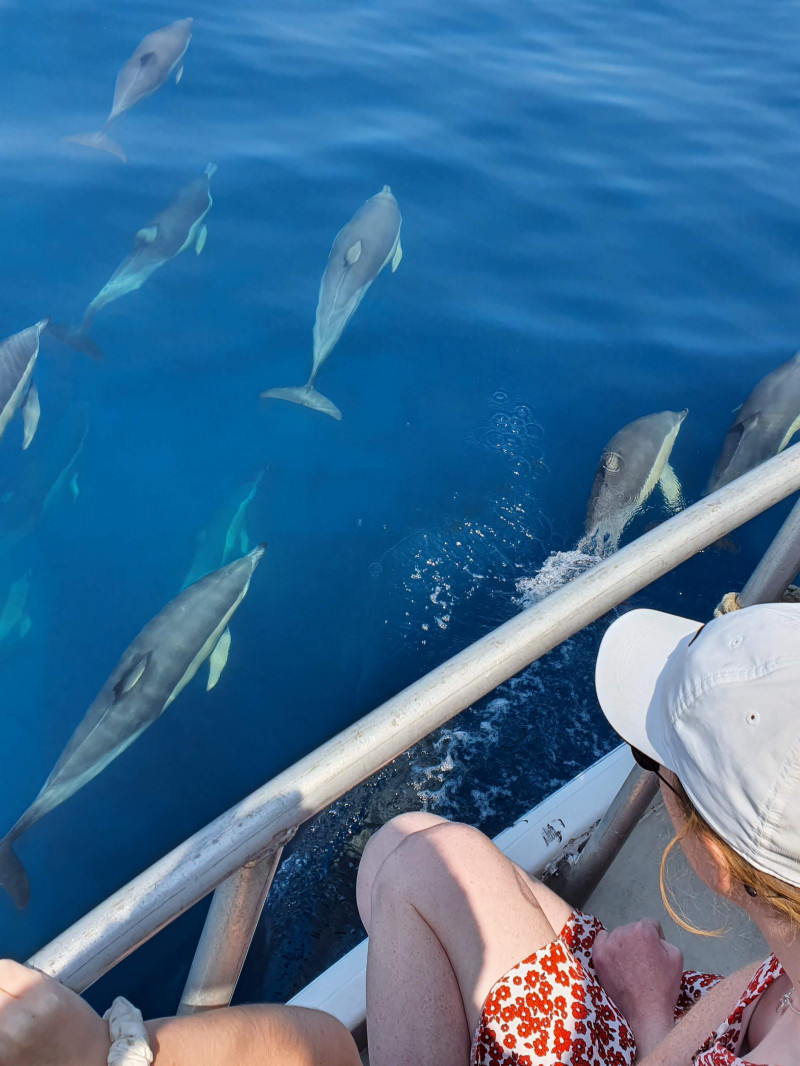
[[660, 782, 800, 936]]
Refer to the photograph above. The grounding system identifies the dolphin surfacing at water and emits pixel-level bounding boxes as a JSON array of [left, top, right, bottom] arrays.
[[261, 185, 403, 421], [49, 164, 216, 360], [0, 544, 264, 908], [707, 351, 800, 493], [581, 409, 688, 555], [64, 18, 193, 163], [0, 320, 49, 451]]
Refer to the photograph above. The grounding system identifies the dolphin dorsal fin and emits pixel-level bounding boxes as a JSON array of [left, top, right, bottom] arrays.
[[135, 225, 159, 245], [113, 651, 151, 700], [139, 51, 157, 66], [345, 240, 362, 266]]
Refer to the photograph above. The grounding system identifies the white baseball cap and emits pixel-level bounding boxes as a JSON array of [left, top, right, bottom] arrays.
[[595, 603, 800, 888]]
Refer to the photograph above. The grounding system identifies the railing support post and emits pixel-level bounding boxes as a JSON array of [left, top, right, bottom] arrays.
[[177, 840, 290, 1015], [739, 494, 800, 607], [544, 766, 658, 907]]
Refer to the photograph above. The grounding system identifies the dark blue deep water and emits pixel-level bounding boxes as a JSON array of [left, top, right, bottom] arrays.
[[2, 0, 800, 1016]]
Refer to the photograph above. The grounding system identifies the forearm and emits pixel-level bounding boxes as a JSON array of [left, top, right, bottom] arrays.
[[636, 963, 758, 1066], [146, 1005, 361, 1066]]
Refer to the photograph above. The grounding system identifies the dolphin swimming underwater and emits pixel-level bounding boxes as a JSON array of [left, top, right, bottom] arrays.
[[0, 402, 89, 562], [49, 164, 216, 360], [0, 320, 49, 451], [707, 351, 800, 493], [64, 18, 193, 163], [261, 185, 403, 421], [581, 409, 688, 555], [182, 470, 265, 589], [0, 544, 264, 909], [0, 572, 31, 645]]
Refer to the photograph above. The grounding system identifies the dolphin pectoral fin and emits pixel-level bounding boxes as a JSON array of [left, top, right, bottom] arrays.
[[62, 132, 127, 163], [21, 385, 40, 451], [207, 627, 231, 691], [175, 64, 184, 84], [0, 837, 30, 909], [18, 615, 31, 640], [70, 474, 80, 501], [659, 463, 683, 511], [112, 651, 152, 701], [136, 225, 159, 245], [260, 385, 343, 421], [195, 224, 208, 255], [391, 238, 403, 273], [240, 530, 249, 553]]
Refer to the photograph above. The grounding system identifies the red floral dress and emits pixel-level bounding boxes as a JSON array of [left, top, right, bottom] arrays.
[[472, 909, 783, 1066]]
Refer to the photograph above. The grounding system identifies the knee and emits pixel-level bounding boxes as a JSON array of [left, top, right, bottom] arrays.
[[356, 812, 452, 931], [369, 819, 486, 909]]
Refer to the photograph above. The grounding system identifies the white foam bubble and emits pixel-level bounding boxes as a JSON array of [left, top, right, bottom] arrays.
[[515, 549, 599, 608]]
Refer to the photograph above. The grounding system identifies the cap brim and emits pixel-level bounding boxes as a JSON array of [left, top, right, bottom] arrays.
[[595, 608, 702, 765]]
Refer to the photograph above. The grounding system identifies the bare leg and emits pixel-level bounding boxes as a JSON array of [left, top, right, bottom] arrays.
[[147, 1004, 361, 1066], [358, 816, 575, 1066]]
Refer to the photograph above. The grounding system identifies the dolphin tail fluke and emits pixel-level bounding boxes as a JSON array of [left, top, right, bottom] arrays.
[[46, 322, 104, 362], [0, 837, 30, 909], [260, 385, 343, 421], [62, 132, 127, 163]]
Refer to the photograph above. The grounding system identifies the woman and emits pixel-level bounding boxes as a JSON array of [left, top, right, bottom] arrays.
[[357, 602, 800, 1065]]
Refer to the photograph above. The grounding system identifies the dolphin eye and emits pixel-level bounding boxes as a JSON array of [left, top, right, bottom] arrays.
[[602, 451, 623, 473]]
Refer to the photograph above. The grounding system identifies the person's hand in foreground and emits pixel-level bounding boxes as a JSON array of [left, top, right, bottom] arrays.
[[593, 918, 684, 1058], [0, 957, 361, 1066]]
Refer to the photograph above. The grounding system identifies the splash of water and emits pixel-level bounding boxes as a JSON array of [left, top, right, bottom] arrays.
[[515, 549, 599, 608]]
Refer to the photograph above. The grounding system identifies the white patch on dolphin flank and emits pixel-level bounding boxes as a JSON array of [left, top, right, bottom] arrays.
[[659, 462, 683, 510], [779, 412, 800, 452], [21, 383, 40, 450], [195, 224, 207, 255], [207, 627, 231, 691]]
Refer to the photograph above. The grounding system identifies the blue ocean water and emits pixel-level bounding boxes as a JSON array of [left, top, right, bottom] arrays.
[[1, 0, 800, 1015]]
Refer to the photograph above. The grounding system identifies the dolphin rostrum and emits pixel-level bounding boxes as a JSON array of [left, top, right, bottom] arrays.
[[64, 18, 193, 163], [49, 164, 216, 360], [0, 320, 49, 451], [261, 185, 403, 421], [581, 409, 688, 555], [707, 351, 800, 493], [182, 470, 265, 589], [0, 544, 264, 908]]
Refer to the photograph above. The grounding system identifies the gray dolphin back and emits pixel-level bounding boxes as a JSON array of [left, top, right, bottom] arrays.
[[111, 19, 194, 120], [313, 185, 402, 364], [0, 544, 264, 908], [0, 320, 48, 445], [707, 352, 800, 493]]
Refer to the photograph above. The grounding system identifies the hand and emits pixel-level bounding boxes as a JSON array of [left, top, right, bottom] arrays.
[[0, 959, 110, 1066], [593, 919, 684, 1057]]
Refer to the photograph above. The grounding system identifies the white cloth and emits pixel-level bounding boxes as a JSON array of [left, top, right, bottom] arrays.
[[103, 997, 154, 1066]]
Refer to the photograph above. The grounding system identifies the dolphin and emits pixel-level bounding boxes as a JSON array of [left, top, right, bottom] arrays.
[[182, 470, 265, 589], [581, 409, 688, 555], [64, 18, 193, 163], [0, 320, 49, 452], [0, 572, 31, 645], [707, 351, 800, 493], [261, 185, 403, 421], [49, 164, 216, 360], [0, 544, 265, 909], [0, 402, 89, 562]]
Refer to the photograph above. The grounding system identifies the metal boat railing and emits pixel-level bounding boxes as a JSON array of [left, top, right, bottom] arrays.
[[28, 442, 800, 1016]]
